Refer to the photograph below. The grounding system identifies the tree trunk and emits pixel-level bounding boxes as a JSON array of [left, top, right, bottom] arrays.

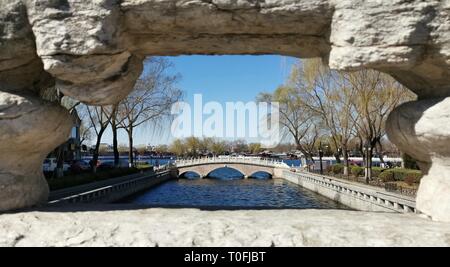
[[92, 127, 106, 173], [54, 145, 65, 178], [112, 120, 119, 168], [359, 142, 365, 167], [334, 144, 341, 164], [365, 147, 373, 184], [295, 143, 314, 163], [92, 142, 100, 173], [379, 153, 385, 164], [335, 154, 341, 164], [110, 105, 120, 168], [54, 94, 65, 178], [376, 141, 385, 164], [343, 145, 349, 176], [128, 127, 134, 168]]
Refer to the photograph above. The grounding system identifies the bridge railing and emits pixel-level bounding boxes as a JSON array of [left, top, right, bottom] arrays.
[[48, 170, 172, 205], [174, 156, 289, 168]]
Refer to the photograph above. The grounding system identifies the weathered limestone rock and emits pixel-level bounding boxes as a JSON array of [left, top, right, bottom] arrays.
[[386, 97, 450, 222], [25, 0, 143, 105], [329, 0, 450, 99], [0, 0, 72, 211], [121, 0, 332, 57], [0, 92, 72, 211], [42, 53, 143, 105], [0, 0, 51, 93], [1, 207, 450, 246], [0, 0, 450, 221]]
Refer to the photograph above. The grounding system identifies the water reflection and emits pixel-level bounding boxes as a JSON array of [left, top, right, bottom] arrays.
[[251, 171, 272, 179]]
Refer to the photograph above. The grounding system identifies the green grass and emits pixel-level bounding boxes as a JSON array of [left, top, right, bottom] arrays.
[[136, 163, 153, 169]]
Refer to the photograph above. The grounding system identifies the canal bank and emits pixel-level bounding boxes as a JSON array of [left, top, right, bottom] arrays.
[[276, 168, 416, 214], [48, 169, 176, 205]]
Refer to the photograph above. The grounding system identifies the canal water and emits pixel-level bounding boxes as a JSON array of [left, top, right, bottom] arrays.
[[123, 168, 348, 210]]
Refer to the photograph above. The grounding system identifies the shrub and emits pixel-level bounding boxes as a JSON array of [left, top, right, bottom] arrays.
[[385, 182, 398, 191], [351, 166, 364, 177], [378, 168, 422, 183], [404, 175, 415, 186], [379, 170, 395, 182], [402, 153, 420, 170], [329, 164, 344, 175], [371, 167, 385, 178], [391, 168, 422, 182]]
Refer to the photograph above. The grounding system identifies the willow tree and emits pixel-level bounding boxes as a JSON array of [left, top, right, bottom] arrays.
[[285, 59, 414, 179], [114, 57, 182, 167], [258, 86, 319, 161], [209, 139, 228, 156], [288, 59, 358, 176], [344, 69, 415, 182], [248, 143, 263, 154], [169, 139, 187, 157]]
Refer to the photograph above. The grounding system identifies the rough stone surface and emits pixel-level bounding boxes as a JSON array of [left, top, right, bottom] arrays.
[[0, 92, 72, 211], [0, 0, 450, 221], [25, 0, 143, 105], [0, 206, 449, 246], [386, 97, 450, 222], [0, 0, 52, 93]]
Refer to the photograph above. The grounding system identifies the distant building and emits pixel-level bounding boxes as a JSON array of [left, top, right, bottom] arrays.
[[90, 143, 113, 154]]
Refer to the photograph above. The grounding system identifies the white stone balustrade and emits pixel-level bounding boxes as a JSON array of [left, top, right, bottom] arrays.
[[282, 170, 416, 214], [175, 156, 288, 168]]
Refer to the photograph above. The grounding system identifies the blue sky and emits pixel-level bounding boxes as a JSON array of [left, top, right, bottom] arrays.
[[168, 55, 296, 104], [102, 55, 298, 146]]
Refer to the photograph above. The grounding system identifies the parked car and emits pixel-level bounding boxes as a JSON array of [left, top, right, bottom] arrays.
[[97, 161, 115, 170], [42, 158, 70, 172], [69, 160, 91, 172]]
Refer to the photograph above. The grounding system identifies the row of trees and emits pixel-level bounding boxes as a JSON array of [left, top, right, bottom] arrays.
[[258, 59, 415, 178], [169, 137, 263, 157], [78, 57, 182, 172]]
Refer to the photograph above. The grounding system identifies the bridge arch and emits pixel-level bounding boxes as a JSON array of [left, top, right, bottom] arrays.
[[249, 171, 273, 179], [206, 166, 246, 179], [177, 161, 276, 179], [179, 171, 202, 179]]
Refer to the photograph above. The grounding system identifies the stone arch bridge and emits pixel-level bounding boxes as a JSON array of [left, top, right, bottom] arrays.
[[175, 157, 289, 178]]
